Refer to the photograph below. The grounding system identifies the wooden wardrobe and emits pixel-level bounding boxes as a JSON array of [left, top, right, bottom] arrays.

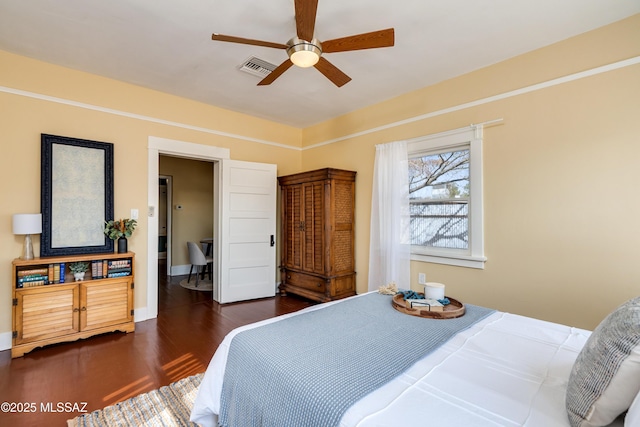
[[278, 168, 356, 302]]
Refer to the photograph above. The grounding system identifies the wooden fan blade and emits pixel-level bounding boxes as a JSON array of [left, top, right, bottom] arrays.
[[322, 28, 394, 53], [314, 57, 351, 87], [295, 0, 318, 41], [258, 59, 294, 86], [212, 33, 287, 50]]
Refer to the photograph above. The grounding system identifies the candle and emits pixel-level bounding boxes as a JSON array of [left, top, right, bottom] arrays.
[[424, 282, 445, 300]]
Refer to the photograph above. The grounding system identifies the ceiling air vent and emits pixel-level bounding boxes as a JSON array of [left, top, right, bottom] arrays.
[[238, 57, 277, 78]]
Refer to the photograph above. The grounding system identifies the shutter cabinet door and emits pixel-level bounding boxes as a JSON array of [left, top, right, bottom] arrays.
[[302, 181, 325, 275], [14, 284, 79, 344], [283, 184, 303, 270], [81, 279, 133, 331]]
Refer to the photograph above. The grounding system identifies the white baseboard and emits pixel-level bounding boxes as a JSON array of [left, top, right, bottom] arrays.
[[0, 331, 12, 352], [170, 264, 192, 276], [134, 307, 152, 323]]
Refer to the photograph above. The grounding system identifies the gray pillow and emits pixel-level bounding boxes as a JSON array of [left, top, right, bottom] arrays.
[[566, 296, 640, 427]]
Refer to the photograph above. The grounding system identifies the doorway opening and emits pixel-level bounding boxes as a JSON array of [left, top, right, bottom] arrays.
[[147, 136, 229, 321], [157, 156, 215, 313]]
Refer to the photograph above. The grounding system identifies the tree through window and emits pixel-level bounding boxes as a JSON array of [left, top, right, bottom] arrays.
[[409, 148, 470, 250]]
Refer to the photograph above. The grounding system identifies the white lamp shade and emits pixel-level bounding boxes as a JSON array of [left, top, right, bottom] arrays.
[[13, 213, 42, 235]]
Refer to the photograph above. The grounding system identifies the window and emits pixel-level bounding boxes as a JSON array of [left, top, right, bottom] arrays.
[[407, 127, 486, 268], [409, 148, 470, 250]]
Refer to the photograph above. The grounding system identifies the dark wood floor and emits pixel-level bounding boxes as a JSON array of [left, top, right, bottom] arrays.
[[0, 262, 314, 426]]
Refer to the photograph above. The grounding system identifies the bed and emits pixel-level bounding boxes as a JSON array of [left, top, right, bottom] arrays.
[[190, 292, 640, 427]]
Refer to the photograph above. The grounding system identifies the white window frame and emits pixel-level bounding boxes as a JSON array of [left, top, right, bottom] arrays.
[[407, 126, 486, 269]]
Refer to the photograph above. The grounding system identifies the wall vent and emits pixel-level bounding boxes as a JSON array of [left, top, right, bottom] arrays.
[[238, 56, 277, 78]]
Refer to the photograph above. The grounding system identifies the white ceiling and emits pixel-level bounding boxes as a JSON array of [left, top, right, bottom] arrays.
[[0, 1, 638, 128]]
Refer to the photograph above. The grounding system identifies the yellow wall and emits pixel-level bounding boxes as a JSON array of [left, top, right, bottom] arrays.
[[1, 15, 638, 345], [159, 156, 214, 267], [301, 15, 640, 329]]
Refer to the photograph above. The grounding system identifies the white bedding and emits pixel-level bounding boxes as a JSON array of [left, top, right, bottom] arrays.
[[190, 294, 626, 426]]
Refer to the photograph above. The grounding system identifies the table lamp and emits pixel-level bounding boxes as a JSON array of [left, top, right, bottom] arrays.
[[13, 213, 42, 260]]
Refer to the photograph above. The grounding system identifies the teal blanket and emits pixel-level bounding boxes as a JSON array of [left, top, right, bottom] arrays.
[[219, 292, 494, 427]]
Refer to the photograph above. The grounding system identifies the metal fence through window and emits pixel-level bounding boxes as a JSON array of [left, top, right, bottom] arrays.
[[410, 201, 468, 249]]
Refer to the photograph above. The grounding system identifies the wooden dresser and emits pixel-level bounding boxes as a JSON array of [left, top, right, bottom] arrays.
[[278, 168, 356, 302]]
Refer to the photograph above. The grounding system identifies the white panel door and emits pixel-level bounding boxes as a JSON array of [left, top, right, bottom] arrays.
[[219, 160, 277, 303]]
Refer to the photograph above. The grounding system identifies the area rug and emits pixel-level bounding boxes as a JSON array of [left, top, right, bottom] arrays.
[[67, 373, 203, 427], [179, 278, 213, 291]]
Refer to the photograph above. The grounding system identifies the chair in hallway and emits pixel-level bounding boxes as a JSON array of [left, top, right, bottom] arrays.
[[187, 241, 213, 287]]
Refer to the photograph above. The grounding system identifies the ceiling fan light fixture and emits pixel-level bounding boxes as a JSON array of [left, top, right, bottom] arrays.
[[287, 37, 322, 68]]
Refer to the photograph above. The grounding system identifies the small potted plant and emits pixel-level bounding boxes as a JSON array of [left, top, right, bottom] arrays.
[[69, 261, 90, 282], [104, 218, 137, 253]]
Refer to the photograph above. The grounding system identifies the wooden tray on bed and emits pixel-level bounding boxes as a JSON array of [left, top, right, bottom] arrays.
[[392, 294, 465, 319]]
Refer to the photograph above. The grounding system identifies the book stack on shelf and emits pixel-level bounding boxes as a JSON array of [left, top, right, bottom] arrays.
[[16, 264, 68, 288], [107, 259, 132, 278], [16, 267, 50, 288], [91, 260, 109, 279], [50, 263, 66, 284]]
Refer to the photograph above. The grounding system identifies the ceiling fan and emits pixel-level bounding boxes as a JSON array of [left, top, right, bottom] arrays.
[[211, 0, 394, 87]]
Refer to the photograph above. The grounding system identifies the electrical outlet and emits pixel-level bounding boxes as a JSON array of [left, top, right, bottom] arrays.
[[418, 273, 426, 285]]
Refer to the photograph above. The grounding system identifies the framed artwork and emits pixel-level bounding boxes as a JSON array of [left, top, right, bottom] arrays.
[[40, 134, 114, 256]]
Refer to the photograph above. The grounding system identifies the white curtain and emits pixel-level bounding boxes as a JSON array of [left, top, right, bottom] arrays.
[[368, 140, 411, 291]]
